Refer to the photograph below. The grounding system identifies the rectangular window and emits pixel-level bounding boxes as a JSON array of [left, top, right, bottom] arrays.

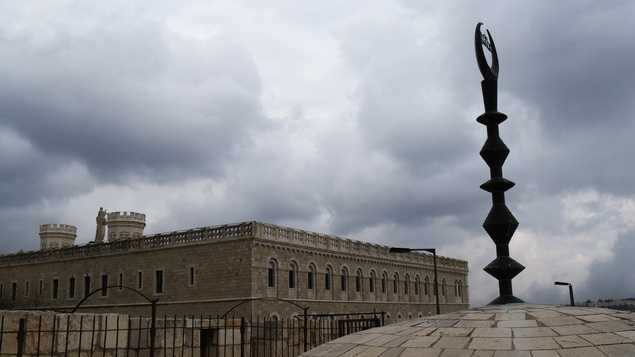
[[137, 272, 143, 290], [393, 279, 398, 294], [370, 277, 375, 293], [355, 276, 361, 292], [69, 277, 76, 299], [415, 281, 419, 295], [84, 276, 91, 298], [381, 278, 386, 294], [39, 280, 43, 295], [325, 273, 331, 290], [101, 275, 108, 297], [0, 283, 3, 297], [155, 270, 163, 294], [189, 267, 195, 286], [341, 275, 346, 291], [288, 270, 295, 289], [53, 279, 59, 300], [405, 280, 409, 294], [267, 268, 275, 288], [307, 271, 314, 290], [25, 281, 29, 297], [11, 282, 17, 302], [118, 274, 124, 290]]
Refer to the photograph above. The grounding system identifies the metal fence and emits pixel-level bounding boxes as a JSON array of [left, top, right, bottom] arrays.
[[0, 311, 384, 357]]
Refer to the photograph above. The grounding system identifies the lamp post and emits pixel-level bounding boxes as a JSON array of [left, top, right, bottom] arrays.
[[389, 247, 440, 315], [554, 281, 575, 307]]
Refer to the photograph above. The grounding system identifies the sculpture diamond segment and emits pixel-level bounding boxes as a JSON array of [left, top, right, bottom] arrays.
[[474, 22, 525, 305]]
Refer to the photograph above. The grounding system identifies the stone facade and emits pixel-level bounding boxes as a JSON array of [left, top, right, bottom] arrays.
[[0, 221, 469, 318]]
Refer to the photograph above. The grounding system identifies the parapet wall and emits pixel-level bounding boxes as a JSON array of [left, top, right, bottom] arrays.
[[107, 211, 146, 222], [39, 224, 77, 235], [1, 222, 467, 271]]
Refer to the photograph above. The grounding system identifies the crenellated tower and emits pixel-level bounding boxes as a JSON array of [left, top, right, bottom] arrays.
[[39, 224, 77, 250], [106, 211, 146, 242]]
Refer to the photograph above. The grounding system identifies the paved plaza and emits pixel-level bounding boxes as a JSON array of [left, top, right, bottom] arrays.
[[302, 304, 635, 356]]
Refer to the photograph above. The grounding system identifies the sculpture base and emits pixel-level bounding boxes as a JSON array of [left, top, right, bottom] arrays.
[[488, 295, 525, 305]]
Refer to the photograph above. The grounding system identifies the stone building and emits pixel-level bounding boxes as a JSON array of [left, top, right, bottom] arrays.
[[0, 217, 469, 318]]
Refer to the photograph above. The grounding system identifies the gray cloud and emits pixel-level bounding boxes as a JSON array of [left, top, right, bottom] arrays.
[[0, 22, 264, 186], [0, 1, 634, 305], [578, 229, 635, 301]]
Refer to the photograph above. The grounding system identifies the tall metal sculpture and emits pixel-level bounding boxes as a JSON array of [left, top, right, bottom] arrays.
[[475, 23, 524, 304]]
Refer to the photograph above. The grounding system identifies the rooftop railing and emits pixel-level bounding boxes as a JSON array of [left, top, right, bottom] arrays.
[[0, 221, 467, 270]]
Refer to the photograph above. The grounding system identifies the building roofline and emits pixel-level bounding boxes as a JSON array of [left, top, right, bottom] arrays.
[[0, 221, 467, 270]]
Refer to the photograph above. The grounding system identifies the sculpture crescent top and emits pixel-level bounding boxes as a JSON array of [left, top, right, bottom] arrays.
[[475, 22, 499, 81]]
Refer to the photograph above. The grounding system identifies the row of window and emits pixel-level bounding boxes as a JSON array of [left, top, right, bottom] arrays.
[[267, 261, 464, 297], [0, 268, 182, 303]]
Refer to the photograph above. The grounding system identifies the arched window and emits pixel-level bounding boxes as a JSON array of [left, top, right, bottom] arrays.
[[441, 278, 447, 296], [307, 264, 316, 290], [455, 279, 462, 297], [381, 272, 388, 294], [325, 266, 332, 290], [355, 270, 363, 292], [267, 260, 277, 288], [369, 271, 376, 293], [288, 262, 297, 289], [424, 276, 430, 296], [341, 268, 348, 291], [404, 274, 410, 295], [415, 276, 420, 295], [393, 273, 399, 294]]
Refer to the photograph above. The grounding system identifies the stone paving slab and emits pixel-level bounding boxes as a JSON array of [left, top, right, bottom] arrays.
[[300, 304, 635, 357]]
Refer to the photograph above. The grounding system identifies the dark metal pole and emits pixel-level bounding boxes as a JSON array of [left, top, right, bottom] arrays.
[[554, 281, 574, 306], [431, 249, 440, 315], [17, 318, 25, 357], [389, 247, 440, 314], [303, 306, 309, 352], [150, 299, 157, 357]]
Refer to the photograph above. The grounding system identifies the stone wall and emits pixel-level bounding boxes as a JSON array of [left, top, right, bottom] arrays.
[[0, 310, 248, 357], [0, 222, 469, 317]]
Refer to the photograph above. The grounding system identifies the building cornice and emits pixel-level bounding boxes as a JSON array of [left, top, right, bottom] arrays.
[[0, 221, 467, 271]]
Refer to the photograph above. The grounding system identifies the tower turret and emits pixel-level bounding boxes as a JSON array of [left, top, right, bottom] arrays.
[[106, 211, 146, 241], [39, 224, 77, 250]]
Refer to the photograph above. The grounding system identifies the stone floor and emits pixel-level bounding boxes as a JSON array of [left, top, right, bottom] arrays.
[[301, 304, 635, 356]]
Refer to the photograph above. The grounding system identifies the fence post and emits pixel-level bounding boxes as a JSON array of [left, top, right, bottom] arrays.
[[240, 317, 246, 357], [303, 307, 308, 352], [17, 318, 25, 357], [150, 299, 158, 357]]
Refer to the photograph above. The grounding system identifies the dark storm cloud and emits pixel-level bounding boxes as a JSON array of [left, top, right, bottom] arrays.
[[502, 2, 635, 131], [322, 9, 488, 240], [0, 22, 264, 185]]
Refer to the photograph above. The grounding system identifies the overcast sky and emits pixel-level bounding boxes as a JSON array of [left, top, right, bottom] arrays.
[[1, 1, 634, 307]]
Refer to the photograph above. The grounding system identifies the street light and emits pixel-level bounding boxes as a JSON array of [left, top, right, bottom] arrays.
[[554, 281, 575, 307], [389, 247, 440, 315]]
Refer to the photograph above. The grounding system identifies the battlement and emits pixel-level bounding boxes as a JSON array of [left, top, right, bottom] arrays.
[[39, 224, 77, 234], [107, 212, 146, 222], [1, 221, 468, 271]]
